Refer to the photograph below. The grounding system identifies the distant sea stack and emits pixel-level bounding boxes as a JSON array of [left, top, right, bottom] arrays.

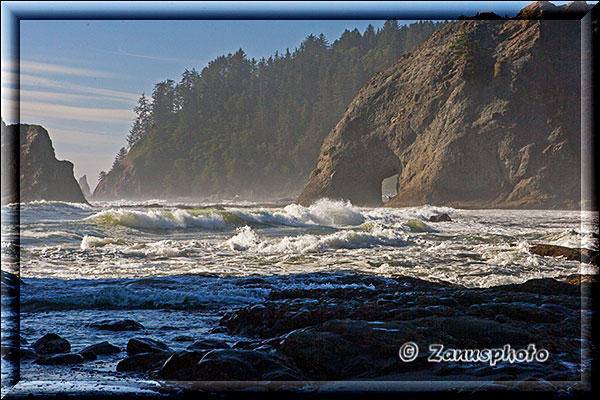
[[298, 3, 591, 209], [1, 121, 88, 205], [78, 175, 92, 200]]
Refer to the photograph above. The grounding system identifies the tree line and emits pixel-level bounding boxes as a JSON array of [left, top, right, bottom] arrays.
[[100, 20, 447, 198]]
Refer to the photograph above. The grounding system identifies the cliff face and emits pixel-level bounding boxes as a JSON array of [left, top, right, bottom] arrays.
[[92, 155, 143, 200], [1, 122, 88, 204], [298, 10, 586, 209]]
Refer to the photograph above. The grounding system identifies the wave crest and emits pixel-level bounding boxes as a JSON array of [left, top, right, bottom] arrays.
[[84, 209, 227, 230]]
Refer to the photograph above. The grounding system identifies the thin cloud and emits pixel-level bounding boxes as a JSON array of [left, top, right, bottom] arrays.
[[3, 71, 139, 104], [17, 60, 122, 79], [6, 99, 135, 124], [93, 46, 204, 64], [2, 87, 121, 104]]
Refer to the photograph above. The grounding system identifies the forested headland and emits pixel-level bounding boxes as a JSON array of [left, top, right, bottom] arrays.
[[94, 20, 447, 200]]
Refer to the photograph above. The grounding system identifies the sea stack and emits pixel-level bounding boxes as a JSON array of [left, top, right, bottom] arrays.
[[298, 7, 588, 209], [1, 121, 88, 204], [78, 175, 92, 199]]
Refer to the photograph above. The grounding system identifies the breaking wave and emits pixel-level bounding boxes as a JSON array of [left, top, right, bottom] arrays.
[[84, 209, 228, 230], [81, 199, 449, 232], [225, 224, 410, 253]]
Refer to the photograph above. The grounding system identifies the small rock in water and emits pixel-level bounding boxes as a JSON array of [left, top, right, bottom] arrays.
[[156, 350, 206, 380], [186, 338, 231, 351], [33, 333, 70, 354], [529, 244, 598, 265], [126, 338, 172, 356], [116, 352, 170, 373], [188, 349, 303, 381], [1, 345, 37, 362], [35, 353, 84, 365], [89, 319, 145, 331], [429, 213, 452, 222], [172, 335, 194, 342], [80, 341, 121, 356]]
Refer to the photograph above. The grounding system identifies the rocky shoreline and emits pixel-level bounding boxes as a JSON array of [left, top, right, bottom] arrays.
[[2, 267, 596, 393]]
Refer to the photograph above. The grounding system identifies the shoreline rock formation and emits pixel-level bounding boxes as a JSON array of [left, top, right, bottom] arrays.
[[78, 175, 92, 200], [1, 121, 88, 205], [298, 4, 590, 209]]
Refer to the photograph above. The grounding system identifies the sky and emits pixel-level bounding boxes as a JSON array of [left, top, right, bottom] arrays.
[[0, 1, 589, 189]]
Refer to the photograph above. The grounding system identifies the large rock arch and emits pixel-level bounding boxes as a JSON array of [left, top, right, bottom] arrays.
[[298, 17, 582, 209]]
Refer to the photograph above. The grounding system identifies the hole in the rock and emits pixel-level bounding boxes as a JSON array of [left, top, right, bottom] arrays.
[[381, 174, 398, 202]]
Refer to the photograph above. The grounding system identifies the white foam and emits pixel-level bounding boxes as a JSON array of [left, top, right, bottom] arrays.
[[231, 198, 365, 227], [84, 209, 227, 230], [81, 235, 127, 250], [225, 224, 409, 254]]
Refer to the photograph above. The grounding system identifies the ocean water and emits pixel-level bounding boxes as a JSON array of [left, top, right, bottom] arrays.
[[1, 199, 598, 391]]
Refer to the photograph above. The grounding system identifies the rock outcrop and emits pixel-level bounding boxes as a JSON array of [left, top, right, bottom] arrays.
[[1, 121, 88, 204], [298, 4, 590, 208], [92, 154, 143, 200], [78, 175, 92, 199]]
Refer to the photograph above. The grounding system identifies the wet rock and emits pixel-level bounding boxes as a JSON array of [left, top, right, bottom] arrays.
[[186, 338, 231, 351], [80, 341, 120, 359], [467, 302, 563, 323], [33, 333, 70, 355], [89, 319, 144, 331], [2, 345, 37, 362], [79, 350, 97, 361], [279, 319, 422, 380], [172, 335, 194, 342], [438, 317, 532, 346], [126, 338, 172, 356], [188, 349, 303, 381], [21, 348, 37, 360], [155, 350, 206, 380], [496, 278, 580, 296], [429, 214, 452, 222], [116, 352, 170, 373], [529, 244, 598, 265], [35, 353, 84, 365], [564, 274, 598, 284]]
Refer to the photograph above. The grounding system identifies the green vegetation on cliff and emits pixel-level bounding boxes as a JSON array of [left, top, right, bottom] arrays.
[[95, 20, 446, 199]]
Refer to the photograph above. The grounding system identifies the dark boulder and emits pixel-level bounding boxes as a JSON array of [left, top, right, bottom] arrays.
[[33, 333, 70, 354], [279, 319, 423, 380], [79, 341, 120, 360], [35, 353, 84, 365], [2, 345, 36, 362], [172, 335, 194, 342], [116, 352, 170, 373], [438, 316, 532, 346], [529, 244, 598, 265], [89, 319, 145, 331], [188, 349, 303, 381], [155, 350, 206, 380], [186, 338, 231, 351], [126, 338, 172, 356], [429, 214, 452, 222]]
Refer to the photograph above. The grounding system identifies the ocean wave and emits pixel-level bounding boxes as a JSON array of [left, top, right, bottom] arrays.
[[7, 200, 92, 211], [84, 209, 227, 230], [537, 229, 599, 251], [80, 235, 129, 250], [225, 224, 409, 253], [227, 198, 365, 228], [20, 281, 269, 312]]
